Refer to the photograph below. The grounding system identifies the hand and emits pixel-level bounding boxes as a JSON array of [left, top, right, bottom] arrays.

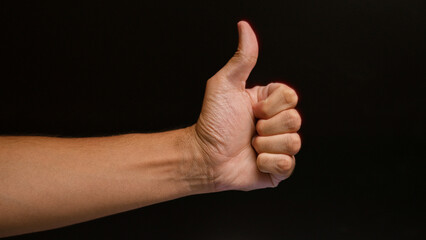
[[193, 21, 302, 191], [0, 20, 300, 237]]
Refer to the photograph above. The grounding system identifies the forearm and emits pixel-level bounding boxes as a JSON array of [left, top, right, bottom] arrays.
[[0, 20, 299, 238], [0, 126, 211, 237]]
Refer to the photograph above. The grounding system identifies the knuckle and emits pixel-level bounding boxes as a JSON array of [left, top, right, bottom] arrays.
[[286, 134, 301, 154], [278, 85, 289, 101], [234, 50, 257, 66], [285, 167, 295, 179], [286, 109, 302, 131], [277, 157, 293, 173], [285, 88, 298, 106]]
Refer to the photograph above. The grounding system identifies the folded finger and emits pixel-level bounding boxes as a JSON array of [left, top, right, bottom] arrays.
[[256, 153, 295, 180], [252, 133, 301, 155], [256, 109, 301, 136], [253, 83, 298, 119]]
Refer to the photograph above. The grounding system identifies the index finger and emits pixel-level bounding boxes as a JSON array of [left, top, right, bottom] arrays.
[[253, 83, 298, 119]]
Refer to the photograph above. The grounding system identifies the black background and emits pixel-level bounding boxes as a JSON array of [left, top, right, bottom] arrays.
[[1, 1, 425, 239]]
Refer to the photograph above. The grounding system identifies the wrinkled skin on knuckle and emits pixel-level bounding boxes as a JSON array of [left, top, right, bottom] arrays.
[[287, 134, 301, 155], [276, 157, 293, 174], [283, 88, 298, 107], [233, 50, 258, 68], [286, 109, 302, 132]]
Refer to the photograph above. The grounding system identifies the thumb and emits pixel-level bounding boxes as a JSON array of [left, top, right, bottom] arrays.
[[217, 21, 259, 88]]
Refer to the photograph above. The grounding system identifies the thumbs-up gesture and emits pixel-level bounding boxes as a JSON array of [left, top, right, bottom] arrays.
[[192, 21, 301, 191]]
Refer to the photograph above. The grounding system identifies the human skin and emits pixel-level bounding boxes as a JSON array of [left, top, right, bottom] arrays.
[[0, 21, 301, 237]]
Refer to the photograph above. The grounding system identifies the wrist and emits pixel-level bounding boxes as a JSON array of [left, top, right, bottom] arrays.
[[178, 125, 215, 194]]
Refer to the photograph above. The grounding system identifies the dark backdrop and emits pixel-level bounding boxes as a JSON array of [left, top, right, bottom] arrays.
[[1, 1, 425, 239]]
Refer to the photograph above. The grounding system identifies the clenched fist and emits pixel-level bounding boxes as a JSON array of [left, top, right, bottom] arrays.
[[192, 21, 302, 191]]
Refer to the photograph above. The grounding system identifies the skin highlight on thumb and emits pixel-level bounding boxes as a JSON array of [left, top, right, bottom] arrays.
[[216, 21, 259, 89]]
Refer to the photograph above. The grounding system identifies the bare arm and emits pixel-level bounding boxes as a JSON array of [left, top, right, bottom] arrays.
[[0, 127, 211, 237], [0, 21, 302, 237]]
